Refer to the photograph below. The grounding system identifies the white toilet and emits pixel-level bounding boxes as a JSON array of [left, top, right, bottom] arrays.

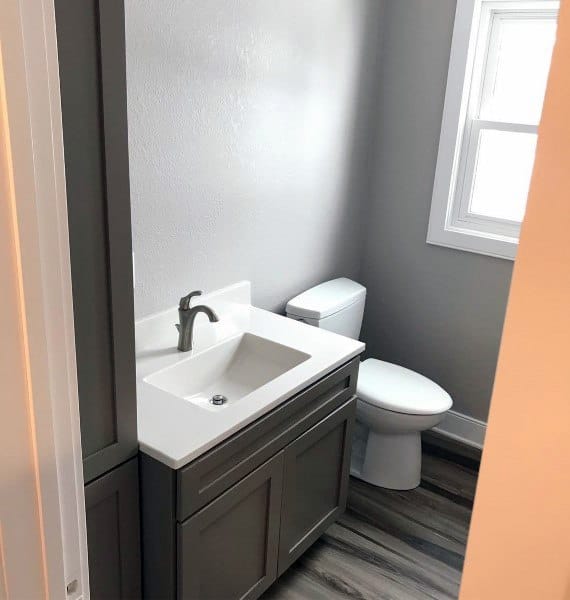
[[286, 278, 452, 490]]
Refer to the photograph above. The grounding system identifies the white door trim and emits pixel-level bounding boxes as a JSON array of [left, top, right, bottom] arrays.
[[0, 0, 89, 598]]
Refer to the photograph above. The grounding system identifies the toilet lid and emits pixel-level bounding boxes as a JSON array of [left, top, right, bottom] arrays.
[[357, 359, 452, 415]]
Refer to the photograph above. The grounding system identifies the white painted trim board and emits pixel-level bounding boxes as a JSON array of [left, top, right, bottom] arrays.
[[432, 409, 487, 449]]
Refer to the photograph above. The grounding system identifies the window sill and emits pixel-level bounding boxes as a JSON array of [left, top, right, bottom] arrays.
[[426, 223, 517, 260]]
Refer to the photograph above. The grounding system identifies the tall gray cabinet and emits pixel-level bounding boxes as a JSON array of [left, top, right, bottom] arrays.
[[55, 0, 141, 597]]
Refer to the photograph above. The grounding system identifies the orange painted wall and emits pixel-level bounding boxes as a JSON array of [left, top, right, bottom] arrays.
[[459, 2, 570, 599]]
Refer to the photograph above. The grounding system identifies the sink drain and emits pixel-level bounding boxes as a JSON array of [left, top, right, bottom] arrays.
[[210, 394, 227, 406]]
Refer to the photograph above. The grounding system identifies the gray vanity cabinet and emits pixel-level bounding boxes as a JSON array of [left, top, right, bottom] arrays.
[[178, 454, 284, 600], [140, 358, 360, 600]]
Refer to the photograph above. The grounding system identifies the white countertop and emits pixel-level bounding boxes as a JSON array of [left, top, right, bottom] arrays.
[[136, 282, 365, 469]]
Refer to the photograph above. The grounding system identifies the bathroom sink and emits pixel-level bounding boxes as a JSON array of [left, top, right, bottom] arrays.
[[144, 332, 310, 410]]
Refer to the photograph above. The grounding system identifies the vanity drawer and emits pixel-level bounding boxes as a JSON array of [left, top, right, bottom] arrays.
[[176, 357, 359, 521]]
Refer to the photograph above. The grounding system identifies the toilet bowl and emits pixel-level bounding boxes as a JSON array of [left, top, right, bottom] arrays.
[[354, 358, 451, 489], [286, 278, 453, 491]]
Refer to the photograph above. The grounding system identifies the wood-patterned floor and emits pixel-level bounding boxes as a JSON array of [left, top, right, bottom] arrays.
[[263, 445, 479, 600]]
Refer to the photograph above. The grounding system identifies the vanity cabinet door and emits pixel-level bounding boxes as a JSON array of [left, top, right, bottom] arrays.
[[277, 399, 356, 575], [55, 0, 137, 484], [84, 457, 142, 599], [178, 453, 283, 600]]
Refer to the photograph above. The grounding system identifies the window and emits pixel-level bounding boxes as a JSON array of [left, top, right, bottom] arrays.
[[428, 0, 558, 259]]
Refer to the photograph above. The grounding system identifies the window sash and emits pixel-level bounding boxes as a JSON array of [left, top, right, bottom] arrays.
[[427, 0, 559, 260], [451, 118, 538, 237], [476, 6, 558, 126], [451, 2, 554, 236]]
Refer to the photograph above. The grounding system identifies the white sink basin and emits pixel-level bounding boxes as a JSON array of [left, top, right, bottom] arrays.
[[144, 332, 310, 411], [136, 281, 365, 467]]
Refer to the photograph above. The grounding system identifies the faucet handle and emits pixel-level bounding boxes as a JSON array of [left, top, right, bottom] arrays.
[[179, 290, 202, 310]]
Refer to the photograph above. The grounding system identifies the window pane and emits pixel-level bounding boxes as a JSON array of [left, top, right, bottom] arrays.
[[469, 129, 537, 222], [479, 14, 557, 125]]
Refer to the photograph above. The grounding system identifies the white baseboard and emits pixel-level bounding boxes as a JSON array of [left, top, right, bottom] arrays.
[[432, 410, 487, 450]]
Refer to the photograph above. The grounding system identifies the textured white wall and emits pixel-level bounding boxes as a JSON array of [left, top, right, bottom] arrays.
[[126, 0, 380, 319]]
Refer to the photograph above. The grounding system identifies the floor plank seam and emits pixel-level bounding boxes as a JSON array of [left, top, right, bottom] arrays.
[[321, 528, 460, 597], [341, 510, 466, 572], [419, 479, 475, 509], [333, 519, 463, 581], [348, 495, 469, 548]]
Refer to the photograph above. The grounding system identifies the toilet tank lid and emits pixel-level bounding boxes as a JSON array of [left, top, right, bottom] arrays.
[[286, 278, 366, 320]]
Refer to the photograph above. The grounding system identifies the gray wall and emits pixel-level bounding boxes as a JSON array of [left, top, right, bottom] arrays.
[[125, 0, 382, 319], [126, 0, 512, 422], [360, 0, 513, 421]]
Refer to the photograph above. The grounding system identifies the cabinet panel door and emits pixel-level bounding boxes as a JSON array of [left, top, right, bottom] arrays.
[[84, 457, 142, 600], [278, 399, 356, 575], [178, 454, 283, 600], [55, 0, 137, 483]]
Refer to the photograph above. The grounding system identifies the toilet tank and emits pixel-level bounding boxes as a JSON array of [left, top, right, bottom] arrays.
[[286, 278, 366, 339]]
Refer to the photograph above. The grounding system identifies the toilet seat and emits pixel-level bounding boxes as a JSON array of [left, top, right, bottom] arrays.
[[357, 358, 452, 416]]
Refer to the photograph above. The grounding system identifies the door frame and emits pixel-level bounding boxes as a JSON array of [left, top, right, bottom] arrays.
[[0, 0, 89, 598]]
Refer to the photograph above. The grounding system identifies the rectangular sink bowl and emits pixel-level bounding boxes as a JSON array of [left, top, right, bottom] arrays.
[[144, 333, 310, 410]]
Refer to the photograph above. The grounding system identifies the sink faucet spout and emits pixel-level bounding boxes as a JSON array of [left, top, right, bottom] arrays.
[[176, 291, 219, 351]]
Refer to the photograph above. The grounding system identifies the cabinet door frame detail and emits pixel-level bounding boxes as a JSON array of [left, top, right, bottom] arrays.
[[55, 0, 137, 483], [278, 400, 356, 574], [84, 457, 142, 598], [178, 453, 284, 600], [94, 0, 138, 476]]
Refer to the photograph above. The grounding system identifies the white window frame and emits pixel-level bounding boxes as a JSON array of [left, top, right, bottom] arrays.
[[427, 0, 559, 260]]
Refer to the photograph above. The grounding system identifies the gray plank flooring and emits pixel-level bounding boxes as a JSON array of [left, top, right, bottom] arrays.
[[263, 447, 478, 600]]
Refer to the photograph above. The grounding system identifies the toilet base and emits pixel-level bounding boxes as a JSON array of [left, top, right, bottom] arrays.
[[357, 430, 422, 490]]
